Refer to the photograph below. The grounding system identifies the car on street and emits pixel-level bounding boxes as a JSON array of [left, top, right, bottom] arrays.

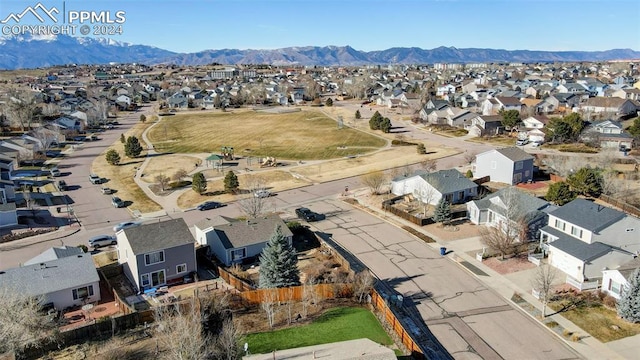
[[295, 207, 321, 222], [254, 189, 271, 198], [89, 174, 102, 184], [113, 221, 140, 232], [49, 167, 61, 177], [88, 234, 117, 249], [197, 201, 223, 211], [111, 196, 125, 208], [516, 138, 529, 146], [56, 180, 67, 191], [101, 186, 114, 195]]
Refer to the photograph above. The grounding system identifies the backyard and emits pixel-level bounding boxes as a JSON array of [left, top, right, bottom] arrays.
[[146, 110, 387, 160]]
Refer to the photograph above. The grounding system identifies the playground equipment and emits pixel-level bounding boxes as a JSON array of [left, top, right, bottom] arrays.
[[260, 156, 277, 168], [221, 146, 234, 161]]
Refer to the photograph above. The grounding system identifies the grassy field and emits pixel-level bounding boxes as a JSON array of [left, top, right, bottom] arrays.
[[243, 307, 392, 354], [550, 301, 640, 342], [147, 110, 387, 160]]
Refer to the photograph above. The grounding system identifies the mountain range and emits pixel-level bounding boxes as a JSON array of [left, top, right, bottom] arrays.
[[0, 35, 639, 70]]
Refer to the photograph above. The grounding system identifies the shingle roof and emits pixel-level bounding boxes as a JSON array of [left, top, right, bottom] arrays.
[[0, 202, 16, 212], [493, 147, 534, 162], [24, 246, 84, 265], [548, 235, 611, 262], [471, 187, 550, 218], [496, 96, 522, 106], [194, 215, 234, 231], [123, 218, 194, 254], [213, 215, 293, 250], [550, 199, 624, 232], [419, 169, 477, 194], [0, 254, 99, 297]]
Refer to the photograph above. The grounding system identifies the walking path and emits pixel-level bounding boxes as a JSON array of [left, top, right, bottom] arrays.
[[346, 189, 630, 360]]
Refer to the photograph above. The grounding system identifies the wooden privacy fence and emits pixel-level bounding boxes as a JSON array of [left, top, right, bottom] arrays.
[[382, 196, 467, 227], [370, 289, 424, 358], [599, 194, 640, 218], [238, 283, 350, 304], [217, 266, 256, 292]]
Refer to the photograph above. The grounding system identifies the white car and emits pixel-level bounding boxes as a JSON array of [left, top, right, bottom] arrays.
[[113, 221, 141, 232], [254, 189, 271, 198], [89, 235, 116, 249]]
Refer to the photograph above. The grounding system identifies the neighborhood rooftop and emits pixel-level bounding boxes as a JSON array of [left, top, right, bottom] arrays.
[[419, 169, 478, 194], [123, 218, 194, 254], [213, 215, 293, 249], [550, 198, 625, 232]]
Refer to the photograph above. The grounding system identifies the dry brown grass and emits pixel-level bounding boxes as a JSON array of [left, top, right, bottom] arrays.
[[140, 154, 203, 183], [91, 121, 162, 213]]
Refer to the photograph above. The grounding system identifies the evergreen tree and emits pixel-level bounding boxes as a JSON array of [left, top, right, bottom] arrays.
[[432, 198, 451, 225], [369, 111, 382, 130], [499, 109, 521, 130], [617, 268, 640, 323], [416, 143, 426, 154], [545, 181, 576, 205], [380, 117, 392, 133], [192, 172, 207, 194], [259, 225, 300, 288], [120, 133, 125, 144], [567, 167, 603, 197], [124, 136, 143, 158], [139, 114, 146, 123], [223, 171, 239, 194], [355, 109, 361, 119], [325, 98, 333, 107], [105, 149, 121, 165]]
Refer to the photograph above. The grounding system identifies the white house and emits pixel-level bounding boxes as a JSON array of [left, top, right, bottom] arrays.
[[391, 169, 478, 205], [601, 257, 640, 300], [474, 147, 534, 185]]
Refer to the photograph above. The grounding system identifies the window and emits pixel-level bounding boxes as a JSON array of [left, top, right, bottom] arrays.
[[176, 263, 187, 274], [232, 248, 246, 261], [525, 170, 530, 177], [609, 280, 621, 295], [458, 191, 465, 201], [555, 219, 566, 231], [145, 251, 165, 265], [488, 211, 495, 223], [571, 226, 583, 238], [515, 161, 523, 170], [141, 274, 150, 287], [72, 285, 94, 300]]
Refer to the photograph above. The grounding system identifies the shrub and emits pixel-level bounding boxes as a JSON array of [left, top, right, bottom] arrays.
[[402, 226, 435, 243], [603, 295, 617, 309], [391, 139, 417, 146], [571, 334, 581, 342], [465, 169, 473, 178], [286, 221, 304, 234], [545, 321, 559, 328], [562, 329, 573, 337]]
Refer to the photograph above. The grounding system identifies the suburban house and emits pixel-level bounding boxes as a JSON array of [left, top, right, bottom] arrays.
[[194, 214, 292, 266], [601, 257, 640, 300], [522, 115, 549, 130], [580, 120, 635, 149], [117, 218, 196, 291], [467, 187, 554, 241], [0, 253, 100, 310], [24, 245, 84, 265], [540, 199, 640, 290], [481, 96, 522, 115], [579, 97, 638, 119], [167, 92, 188, 109], [474, 147, 534, 185], [465, 114, 503, 137], [390, 169, 478, 205]]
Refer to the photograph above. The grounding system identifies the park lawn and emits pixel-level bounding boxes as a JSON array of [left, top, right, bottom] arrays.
[[244, 306, 393, 354], [549, 302, 640, 342], [147, 110, 387, 160]]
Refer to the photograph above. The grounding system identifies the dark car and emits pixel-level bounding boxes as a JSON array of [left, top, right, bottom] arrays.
[[56, 180, 67, 191], [197, 201, 223, 211], [295, 207, 320, 222], [111, 196, 125, 208]]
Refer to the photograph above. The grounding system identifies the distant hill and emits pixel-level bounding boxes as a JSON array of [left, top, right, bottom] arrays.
[[0, 35, 638, 70]]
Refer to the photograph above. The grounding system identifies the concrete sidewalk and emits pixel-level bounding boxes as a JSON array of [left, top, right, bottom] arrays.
[[349, 189, 628, 360]]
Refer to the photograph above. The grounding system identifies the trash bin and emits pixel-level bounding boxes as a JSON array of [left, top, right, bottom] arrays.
[[56, 207, 61, 213], [440, 247, 446, 256]]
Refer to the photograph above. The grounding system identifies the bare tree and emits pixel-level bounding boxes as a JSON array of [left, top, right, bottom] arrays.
[[531, 265, 558, 317], [353, 270, 375, 304], [5, 90, 39, 131], [479, 187, 526, 259], [420, 158, 437, 173], [360, 170, 387, 195], [32, 127, 58, 152], [40, 103, 61, 117], [237, 175, 270, 218], [213, 318, 242, 360], [0, 288, 59, 356], [155, 174, 170, 192], [463, 151, 476, 165], [173, 168, 188, 182], [261, 289, 277, 328], [542, 155, 587, 178], [301, 280, 314, 319], [284, 287, 295, 325], [154, 298, 214, 360]]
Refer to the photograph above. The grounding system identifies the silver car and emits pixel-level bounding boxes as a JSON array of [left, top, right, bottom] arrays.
[[89, 235, 116, 249]]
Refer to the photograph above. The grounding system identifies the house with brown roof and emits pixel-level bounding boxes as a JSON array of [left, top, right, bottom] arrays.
[[579, 97, 638, 118]]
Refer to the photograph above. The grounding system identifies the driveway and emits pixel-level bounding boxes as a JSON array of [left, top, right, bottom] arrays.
[[308, 197, 580, 360]]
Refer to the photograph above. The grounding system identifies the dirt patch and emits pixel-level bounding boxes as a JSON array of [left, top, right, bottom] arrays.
[[482, 254, 537, 275], [422, 220, 481, 241], [140, 154, 203, 183]]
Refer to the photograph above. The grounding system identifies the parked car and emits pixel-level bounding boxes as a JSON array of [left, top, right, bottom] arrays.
[[111, 196, 125, 208], [295, 207, 320, 222], [101, 186, 114, 194], [56, 180, 67, 191], [516, 138, 529, 146], [50, 168, 61, 177], [531, 140, 543, 148], [197, 201, 223, 211], [89, 235, 116, 249], [254, 189, 271, 198], [113, 221, 140, 232], [89, 174, 102, 184]]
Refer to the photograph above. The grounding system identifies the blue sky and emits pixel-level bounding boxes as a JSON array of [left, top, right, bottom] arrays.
[[1, 0, 639, 53]]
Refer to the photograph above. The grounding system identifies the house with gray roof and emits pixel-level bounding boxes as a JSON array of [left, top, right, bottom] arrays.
[[24, 245, 84, 265], [602, 257, 640, 300], [391, 169, 478, 206], [195, 214, 292, 266], [0, 253, 100, 310], [117, 218, 196, 291], [541, 199, 640, 289], [467, 187, 554, 241], [474, 147, 534, 185]]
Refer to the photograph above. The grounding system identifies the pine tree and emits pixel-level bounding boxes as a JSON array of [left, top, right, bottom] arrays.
[[380, 117, 392, 133], [369, 111, 382, 130], [105, 149, 121, 165], [432, 198, 451, 225], [355, 110, 361, 119], [325, 98, 333, 107], [120, 133, 125, 144], [259, 225, 300, 288], [124, 136, 143, 158], [567, 167, 603, 197], [617, 268, 640, 323], [223, 171, 239, 194], [192, 172, 207, 194], [545, 181, 576, 205]]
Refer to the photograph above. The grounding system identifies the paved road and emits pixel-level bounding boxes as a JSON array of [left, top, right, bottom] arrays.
[[308, 197, 580, 360]]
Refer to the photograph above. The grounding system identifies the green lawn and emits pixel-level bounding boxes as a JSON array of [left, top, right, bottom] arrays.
[[243, 307, 393, 354], [147, 110, 387, 160]]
